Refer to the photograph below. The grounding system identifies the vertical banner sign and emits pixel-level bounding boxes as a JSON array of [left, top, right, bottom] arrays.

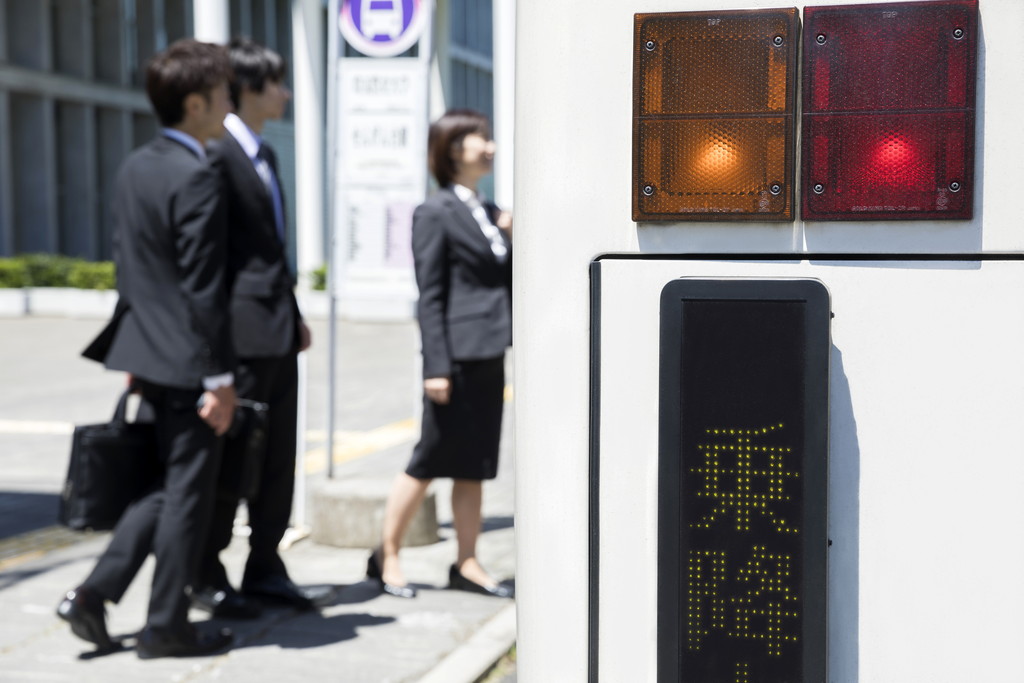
[[332, 0, 431, 315], [658, 279, 830, 683]]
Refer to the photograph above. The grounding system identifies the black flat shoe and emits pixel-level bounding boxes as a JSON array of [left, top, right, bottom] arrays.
[[448, 564, 514, 599], [241, 575, 315, 610], [136, 624, 233, 660], [366, 551, 417, 599], [57, 585, 116, 650], [189, 584, 262, 620]]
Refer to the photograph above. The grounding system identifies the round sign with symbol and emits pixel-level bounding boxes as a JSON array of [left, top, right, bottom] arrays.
[[340, 0, 428, 58]]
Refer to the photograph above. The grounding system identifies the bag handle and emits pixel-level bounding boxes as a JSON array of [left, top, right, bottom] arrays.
[[111, 387, 138, 424]]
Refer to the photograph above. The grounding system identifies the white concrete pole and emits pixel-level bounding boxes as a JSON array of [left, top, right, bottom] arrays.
[[291, 0, 325, 289], [493, 0, 516, 210], [191, 0, 229, 43], [288, 0, 325, 530]]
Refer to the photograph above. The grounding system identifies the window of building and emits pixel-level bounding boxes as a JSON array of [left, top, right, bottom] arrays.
[[447, 0, 494, 195], [0, 0, 294, 260]]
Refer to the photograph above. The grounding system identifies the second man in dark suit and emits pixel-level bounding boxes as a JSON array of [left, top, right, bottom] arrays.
[[190, 37, 313, 618]]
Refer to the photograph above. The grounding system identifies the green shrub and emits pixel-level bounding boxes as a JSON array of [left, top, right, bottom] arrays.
[[311, 264, 327, 291], [22, 253, 74, 287], [0, 254, 116, 289], [0, 259, 28, 288], [67, 261, 116, 290]]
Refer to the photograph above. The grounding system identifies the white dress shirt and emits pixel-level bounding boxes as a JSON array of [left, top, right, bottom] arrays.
[[452, 184, 508, 263]]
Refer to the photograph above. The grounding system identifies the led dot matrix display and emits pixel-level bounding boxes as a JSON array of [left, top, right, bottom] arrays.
[[633, 9, 799, 221], [659, 280, 830, 682]]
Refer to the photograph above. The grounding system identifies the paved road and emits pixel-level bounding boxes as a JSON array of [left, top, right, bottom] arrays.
[[0, 315, 516, 682]]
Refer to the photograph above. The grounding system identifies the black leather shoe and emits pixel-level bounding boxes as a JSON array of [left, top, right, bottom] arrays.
[[366, 551, 417, 599], [241, 575, 315, 610], [189, 584, 262, 620], [136, 624, 233, 660], [56, 586, 115, 650], [448, 564, 514, 599]]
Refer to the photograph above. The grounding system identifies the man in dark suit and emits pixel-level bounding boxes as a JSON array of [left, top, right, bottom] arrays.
[[56, 39, 237, 659], [189, 37, 313, 619]]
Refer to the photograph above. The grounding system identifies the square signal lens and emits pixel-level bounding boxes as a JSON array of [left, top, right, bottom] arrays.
[[634, 9, 799, 222], [801, 0, 978, 221]]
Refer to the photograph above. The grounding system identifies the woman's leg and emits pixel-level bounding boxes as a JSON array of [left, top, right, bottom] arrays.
[[451, 479, 496, 587], [380, 472, 432, 586]]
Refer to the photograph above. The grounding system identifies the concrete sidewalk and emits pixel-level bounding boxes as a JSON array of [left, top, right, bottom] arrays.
[[0, 317, 517, 682]]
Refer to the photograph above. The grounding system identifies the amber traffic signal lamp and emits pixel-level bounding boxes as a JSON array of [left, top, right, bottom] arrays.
[[633, 9, 799, 222]]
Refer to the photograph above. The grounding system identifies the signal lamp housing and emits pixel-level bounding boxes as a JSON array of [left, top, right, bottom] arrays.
[[801, 0, 979, 221], [633, 9, 799, 222]]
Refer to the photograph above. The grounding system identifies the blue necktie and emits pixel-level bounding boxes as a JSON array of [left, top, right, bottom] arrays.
[[256, 144, 286, 243]]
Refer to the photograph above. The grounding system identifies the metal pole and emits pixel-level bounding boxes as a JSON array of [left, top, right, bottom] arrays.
[[191, 0, 229, 43], [325, 0, 340, 479], [288, 0, 325, 535]]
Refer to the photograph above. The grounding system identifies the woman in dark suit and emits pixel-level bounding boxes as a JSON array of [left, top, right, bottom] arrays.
[[366, 109, 512, 599]]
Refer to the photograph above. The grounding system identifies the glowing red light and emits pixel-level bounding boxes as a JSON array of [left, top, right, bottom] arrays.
[[867, 133, 930, 188], [801, 0, 978, 221]]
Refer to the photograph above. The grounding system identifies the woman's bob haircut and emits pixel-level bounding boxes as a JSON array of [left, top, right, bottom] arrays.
[[427, 109, 491, 188]]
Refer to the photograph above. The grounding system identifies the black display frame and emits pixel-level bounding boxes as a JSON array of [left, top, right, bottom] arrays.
[[657, 278, 830, 682]]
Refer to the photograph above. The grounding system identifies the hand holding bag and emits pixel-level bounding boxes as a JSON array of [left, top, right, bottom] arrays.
[[58, 388, 162, 531], [217, 398, 270, 503]]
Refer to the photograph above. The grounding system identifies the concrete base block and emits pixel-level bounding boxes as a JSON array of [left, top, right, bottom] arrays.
[[311, 478, 439, 548]]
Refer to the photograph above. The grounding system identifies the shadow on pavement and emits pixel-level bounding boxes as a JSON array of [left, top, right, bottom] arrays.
[[0, 556, 79, 590], [439, 515, 514, 534], [0, 491, 60, 539], [231, 611, 397, 650], [68, 592, 400, 659]]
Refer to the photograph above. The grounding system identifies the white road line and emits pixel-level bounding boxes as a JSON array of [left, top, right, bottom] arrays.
[[0, 420, 74, 435]]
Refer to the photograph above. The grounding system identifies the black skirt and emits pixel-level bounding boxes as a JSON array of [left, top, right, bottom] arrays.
[[405, 356, 505, 480]]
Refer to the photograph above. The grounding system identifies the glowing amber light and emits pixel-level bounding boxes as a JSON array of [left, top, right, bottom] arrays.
[[697, 135, 740, 184], [633, 9, 798, 221]]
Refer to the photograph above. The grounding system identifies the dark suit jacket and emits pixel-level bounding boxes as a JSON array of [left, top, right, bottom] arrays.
[[208, 133, 300, 358], [412, 187, 512, 378], [83, 136, 234, 389]]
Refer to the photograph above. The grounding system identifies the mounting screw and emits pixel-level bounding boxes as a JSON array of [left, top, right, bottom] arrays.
[[816, 34, 827, 45], [643, 185, 655, 196], [949, 181, 962, 192], [953, 27, 964, 40], [813, 183, 825, 195], [769, 183, 782, 195], [645, 40, 656, 51], [773, 35, 784, 47]]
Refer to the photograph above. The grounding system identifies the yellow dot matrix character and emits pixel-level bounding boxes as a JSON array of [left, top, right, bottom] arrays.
[[732, 546, 800, 656], [687, 550, 728, 651], [690, 424, 799, 533]]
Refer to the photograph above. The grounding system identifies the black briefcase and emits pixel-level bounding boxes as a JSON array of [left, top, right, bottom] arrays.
[[58, 388, 162, 531], [217, 398, 270, 503]]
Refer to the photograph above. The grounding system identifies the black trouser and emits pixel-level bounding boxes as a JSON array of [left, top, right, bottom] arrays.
[[84, 381, 221, 633], [199, 353, 298, 589]]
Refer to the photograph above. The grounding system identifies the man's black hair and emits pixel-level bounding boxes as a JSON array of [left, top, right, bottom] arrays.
[[227, 36, 287, 109], [146, 39, 231, 127]]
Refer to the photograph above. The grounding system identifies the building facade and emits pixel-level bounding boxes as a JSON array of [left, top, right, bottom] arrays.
[[0, 0, 503, 292]]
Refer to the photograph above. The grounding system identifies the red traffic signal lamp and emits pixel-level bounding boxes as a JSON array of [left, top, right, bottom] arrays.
[[801, 0, 979, 221]]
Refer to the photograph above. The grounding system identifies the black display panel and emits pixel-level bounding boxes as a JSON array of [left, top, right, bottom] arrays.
[[658, 279, 830, 683]]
